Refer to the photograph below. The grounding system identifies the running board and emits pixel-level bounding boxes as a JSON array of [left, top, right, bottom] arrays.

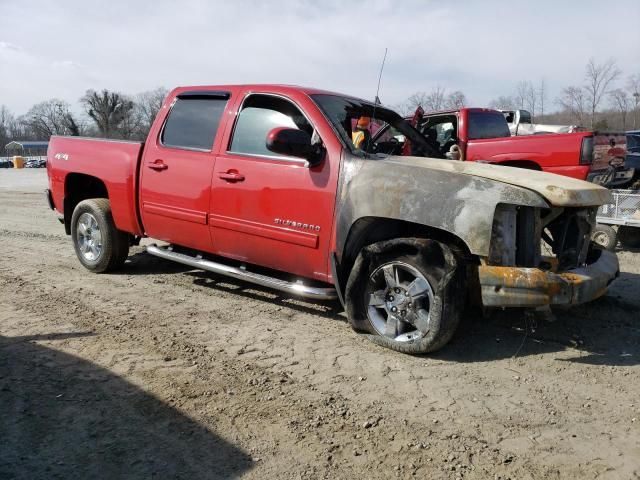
[[146, 244, 337, 300]]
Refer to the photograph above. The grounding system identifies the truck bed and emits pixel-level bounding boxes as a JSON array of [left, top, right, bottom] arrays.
[[467, 132, 591, 180], [47, 136, 145, 236]]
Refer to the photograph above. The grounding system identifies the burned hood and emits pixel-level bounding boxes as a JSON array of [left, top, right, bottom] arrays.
[[385, 156, 611, 207], [336, 152, 553, 258]]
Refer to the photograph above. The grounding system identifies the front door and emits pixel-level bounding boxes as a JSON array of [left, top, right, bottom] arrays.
[[139, 91, 229, 251], [209, 93, 337, 282]]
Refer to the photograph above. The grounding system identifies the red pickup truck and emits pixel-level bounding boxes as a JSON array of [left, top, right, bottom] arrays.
[[381, 108, 600, 180], [46, 85, 618, 354]]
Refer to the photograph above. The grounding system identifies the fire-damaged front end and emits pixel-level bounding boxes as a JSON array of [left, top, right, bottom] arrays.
[[479, 203, 619, 308], [336, 154, 619, 313]]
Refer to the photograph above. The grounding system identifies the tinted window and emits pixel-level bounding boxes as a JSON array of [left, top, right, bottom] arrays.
[[229, 95, 313, 158], [627, 134, 640, 153], [161, 97, 227, 151], [468, 112, 511, 140], [519, 110, 532, 124]]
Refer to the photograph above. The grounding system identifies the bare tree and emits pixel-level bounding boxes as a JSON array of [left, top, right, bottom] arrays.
[[515, 81, 529, 109], [609, 88, 631, 130], [538, 79, 547, 118], [81, 89, 135, 138], [135, 87, 169, 136], [557, 86, 588, 126], [62, 112, 82, 136], [23, 100, 79, 139], [0, 105, 14, 149], [404, 91, 429, 115], [445, 90, 467, 109], [488, 96, 516, 110], [404, 87, 448, 113], [628, 74, 640, 129], [524, 82, 537, 120], [423, 86, 446, 111], [118, 107, 143, 140], [8, 115, 28, 140], [584, 57, 621, 129]]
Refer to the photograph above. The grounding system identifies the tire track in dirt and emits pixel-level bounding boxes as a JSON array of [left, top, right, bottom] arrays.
[[2, 171, 639, 478]]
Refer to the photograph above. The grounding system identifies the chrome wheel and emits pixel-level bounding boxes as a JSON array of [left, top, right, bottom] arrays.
[[76, 212, 103, 262], [366, 261, 435, 342]]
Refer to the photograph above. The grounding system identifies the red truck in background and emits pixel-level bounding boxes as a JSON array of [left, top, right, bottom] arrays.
[[377, 107, 620, 181], [46, 85, 618, 355]]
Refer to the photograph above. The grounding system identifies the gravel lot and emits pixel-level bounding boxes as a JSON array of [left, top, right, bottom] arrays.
[[1, 169, 639, 479]]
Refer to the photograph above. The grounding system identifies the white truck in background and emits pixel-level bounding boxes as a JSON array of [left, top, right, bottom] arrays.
[[500, 109, 581, 136]]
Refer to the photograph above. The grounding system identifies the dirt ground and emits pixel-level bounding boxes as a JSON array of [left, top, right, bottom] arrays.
[[1, 169, 639, 479]]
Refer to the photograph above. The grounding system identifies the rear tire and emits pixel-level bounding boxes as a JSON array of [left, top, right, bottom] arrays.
[[591, 224, 618, 251], [345, 238, 464, 354], [71, 198, 129, 273], [618, 226, 640, 249]]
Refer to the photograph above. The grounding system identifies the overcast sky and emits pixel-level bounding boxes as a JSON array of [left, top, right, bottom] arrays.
[[1, 0, 639, 115]]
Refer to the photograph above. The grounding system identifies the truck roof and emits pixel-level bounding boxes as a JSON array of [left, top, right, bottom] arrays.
[[169, 84, 359, 100], [422, 107, 502, 116]]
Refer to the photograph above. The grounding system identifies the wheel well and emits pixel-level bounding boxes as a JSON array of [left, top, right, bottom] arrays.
[[495, 160, 541, 170], [63, 173, 109, 234], [337, 217, 473, 289]]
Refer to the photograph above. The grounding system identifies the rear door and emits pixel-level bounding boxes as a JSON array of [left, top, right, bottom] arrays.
[[139, 91, 230, 251]]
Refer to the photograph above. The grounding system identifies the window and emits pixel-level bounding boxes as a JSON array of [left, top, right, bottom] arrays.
[[518, 110, 532, 124], [161, 96, 228, 151], [434, 122, 455, 144], [467, 111, 511, 140], [229, 95, 313, 158], [419, 115, 458, 153], [627, 134, 640, 153]]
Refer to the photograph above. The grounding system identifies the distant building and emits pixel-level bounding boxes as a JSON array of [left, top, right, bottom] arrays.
[[4, 140, 49, 157]]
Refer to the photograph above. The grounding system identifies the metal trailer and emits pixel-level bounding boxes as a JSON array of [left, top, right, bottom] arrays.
[[592, 189, 640, 250]]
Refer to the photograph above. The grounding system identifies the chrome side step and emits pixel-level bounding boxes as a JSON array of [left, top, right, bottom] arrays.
[[146, 244, 338, 301]]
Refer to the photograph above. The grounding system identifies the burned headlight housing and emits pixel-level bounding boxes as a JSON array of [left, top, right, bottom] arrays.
[[489, 204, 596, 270], [488, 204, 541, 267]]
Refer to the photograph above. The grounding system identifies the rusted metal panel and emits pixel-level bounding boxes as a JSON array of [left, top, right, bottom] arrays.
[[478, 250, 619, 308]]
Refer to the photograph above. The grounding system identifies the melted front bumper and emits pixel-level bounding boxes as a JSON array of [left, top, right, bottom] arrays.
[[478, 250, 619, 308]]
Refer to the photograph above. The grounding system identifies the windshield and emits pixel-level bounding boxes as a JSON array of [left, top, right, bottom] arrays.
[[627, 134, 640, 153], [310, 94, 439, 158]]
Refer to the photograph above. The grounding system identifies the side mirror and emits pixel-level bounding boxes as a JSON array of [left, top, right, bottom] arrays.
[[266, 127, 325, 167]]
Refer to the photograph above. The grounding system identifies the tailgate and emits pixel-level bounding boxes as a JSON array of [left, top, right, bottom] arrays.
[[591, 132, 627, 170]]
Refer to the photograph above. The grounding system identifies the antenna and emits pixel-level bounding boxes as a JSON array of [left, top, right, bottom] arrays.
[[367, 48, 387, 152], [374, 47, 387, 104]]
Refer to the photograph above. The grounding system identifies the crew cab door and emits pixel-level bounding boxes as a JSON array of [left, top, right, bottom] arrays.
[[209, 92, 337, 282], [139, 91, 230, 251]]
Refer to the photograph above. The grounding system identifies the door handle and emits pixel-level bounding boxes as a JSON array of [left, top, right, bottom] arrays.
[[147, 160, 168, 171], [218, 171, 245, 182]]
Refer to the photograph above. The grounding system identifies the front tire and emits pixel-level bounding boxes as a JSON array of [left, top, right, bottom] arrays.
[[345, 238, 464, 354], [71, 198, 129, 273]]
